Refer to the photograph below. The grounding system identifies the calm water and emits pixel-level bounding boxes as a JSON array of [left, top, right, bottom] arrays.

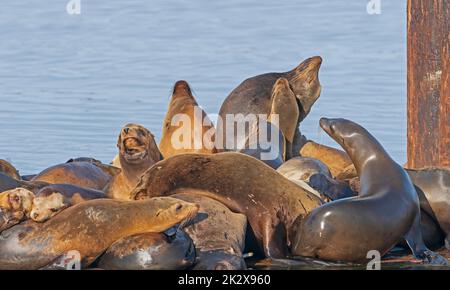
[[0, 1, 407, 175]]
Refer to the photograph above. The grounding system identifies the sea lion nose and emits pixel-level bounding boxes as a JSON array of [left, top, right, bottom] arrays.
[[123, 128, 129, 134], [32, 212, 39, 220]]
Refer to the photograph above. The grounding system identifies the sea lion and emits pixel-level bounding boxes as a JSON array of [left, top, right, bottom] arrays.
[[0, 172, 21, 193], [236, 78, 299, 168], [172, 193, 248, 270], [0, 160, 20, 180], [159, 80, 216, 158], [299, 141, 357, 179], [131, 152, 323, 259], [292, 118, 447, 264], [0, 197, 199, 270], [277, 157, 331, 182], [31, 162, 113, 190], [104, 124, 163, 200], [30, 184, 106, 222], [66, 157, 122, 179], [97, 230, 196, 270], [0, 188, 35, 232], [217, 56, 322, 157], [308, 173, 357, 202]]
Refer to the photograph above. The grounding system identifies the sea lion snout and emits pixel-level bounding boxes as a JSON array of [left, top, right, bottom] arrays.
[[173, 80, 192, 97]]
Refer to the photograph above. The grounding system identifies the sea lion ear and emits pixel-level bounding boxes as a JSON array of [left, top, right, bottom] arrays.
[[269, 78, 299, 143]]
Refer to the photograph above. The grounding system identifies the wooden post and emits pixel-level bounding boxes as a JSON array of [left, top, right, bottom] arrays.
[[407, 0, 449, 169]]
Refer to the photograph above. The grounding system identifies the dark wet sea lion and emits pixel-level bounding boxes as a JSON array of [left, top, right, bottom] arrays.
[[292, 118, 446, 264], [30, 184, 107, 222], [0, 197, 199, 270], [0, 160, 20, 180], [0, 188, 35, 232], [131, 152, 323, 259], [217, 56, 322, 156], [159, 80, 216, 158], [299, 141, 357, 179], [104, 124, 162, 200], [308, 173, 357, 202], [172, 193, 247, 270], [97, 230, 196, 270], [277, 157, 331, 182], [0, 172, 21, 193], [32, 162, 113, 190]]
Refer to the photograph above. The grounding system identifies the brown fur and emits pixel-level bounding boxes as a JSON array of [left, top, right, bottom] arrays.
[[300, 140, 357, 179], [0, 160, 20, 180]]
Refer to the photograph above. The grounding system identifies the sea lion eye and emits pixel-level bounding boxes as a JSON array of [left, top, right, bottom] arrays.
[[14, 196, 20, 202], [50, 208, 59, 213], [175, 204, 183, 211]]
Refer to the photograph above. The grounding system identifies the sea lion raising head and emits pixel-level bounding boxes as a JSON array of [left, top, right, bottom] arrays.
[[105, 124, 163, 200]]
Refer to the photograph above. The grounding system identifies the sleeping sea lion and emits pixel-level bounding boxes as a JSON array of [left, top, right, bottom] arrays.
[[31, 162, 114, 190], [217, 56, 322, 157], [0, 197, 199, 270], [299, 140, 357, 179], [104, 124, 162, 200], [97, 230, 196, 270], [0, 188, 35, 232], [277, 157, 332, 182], [30, 184, 106, 222], [292, 118, 447, 265], [172, 193, 248, 270], [159, 80, 216, 158], [131, 152, 323, 259]]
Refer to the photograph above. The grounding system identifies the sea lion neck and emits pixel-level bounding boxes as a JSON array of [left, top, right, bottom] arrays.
[[119, 156, 153, 184]]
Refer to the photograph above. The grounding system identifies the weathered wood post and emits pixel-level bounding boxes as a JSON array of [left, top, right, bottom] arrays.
[[407, 0, 449, 169]]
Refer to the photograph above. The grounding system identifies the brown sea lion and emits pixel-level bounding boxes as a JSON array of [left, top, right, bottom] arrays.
[[159, 80, 216, 158], [0, 197, 199, 270], [0, 188, 35, 232], [277, 157, 332, 182], [131, 152, 323, 259], [217, 56, 322, 157], [0, 160, 20, 180], [97, 230, 196, 270], [299, 141, 357, 179], [66, 157, 121, 177], [30, 184, 106, 222], [104, 124, 163, 200], [172, 193, 248, 270], [292, 118, 447, 265], [31, 162, 113, 190]]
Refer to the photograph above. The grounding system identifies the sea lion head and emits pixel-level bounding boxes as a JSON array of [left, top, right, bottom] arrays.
[[319, 118, 371, 158], [172, 80, 193, 100], [288, 56, 322, 121], [117, 124, 162, 165], [0, 188, 34, 214], [30, 192, 66, 222], [151, 197, 200, 232]]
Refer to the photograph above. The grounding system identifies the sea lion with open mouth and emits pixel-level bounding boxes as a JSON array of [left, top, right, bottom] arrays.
[[217, 56, 322, 158], [131, 152, 323, 259], [30, 184, 106, 222], [292, 118, 447, 265], [0, 160, 20, 180], [104, 124, 163, 200], [0, 197, 199, 270], [159, 80, 216, 158], [0, 188, 35, 232]]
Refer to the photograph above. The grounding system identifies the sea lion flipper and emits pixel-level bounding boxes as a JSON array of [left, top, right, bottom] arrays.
[[262, 219, 288, 259], [404, 214, 448, 265]]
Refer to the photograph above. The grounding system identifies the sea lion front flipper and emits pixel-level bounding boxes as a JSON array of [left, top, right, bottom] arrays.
[[404, 213, 448, 265], [262, 219, 288, 259]]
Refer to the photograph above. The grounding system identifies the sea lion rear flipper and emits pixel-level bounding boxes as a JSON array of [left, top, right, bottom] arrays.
[[404, 213, 448, 265]]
